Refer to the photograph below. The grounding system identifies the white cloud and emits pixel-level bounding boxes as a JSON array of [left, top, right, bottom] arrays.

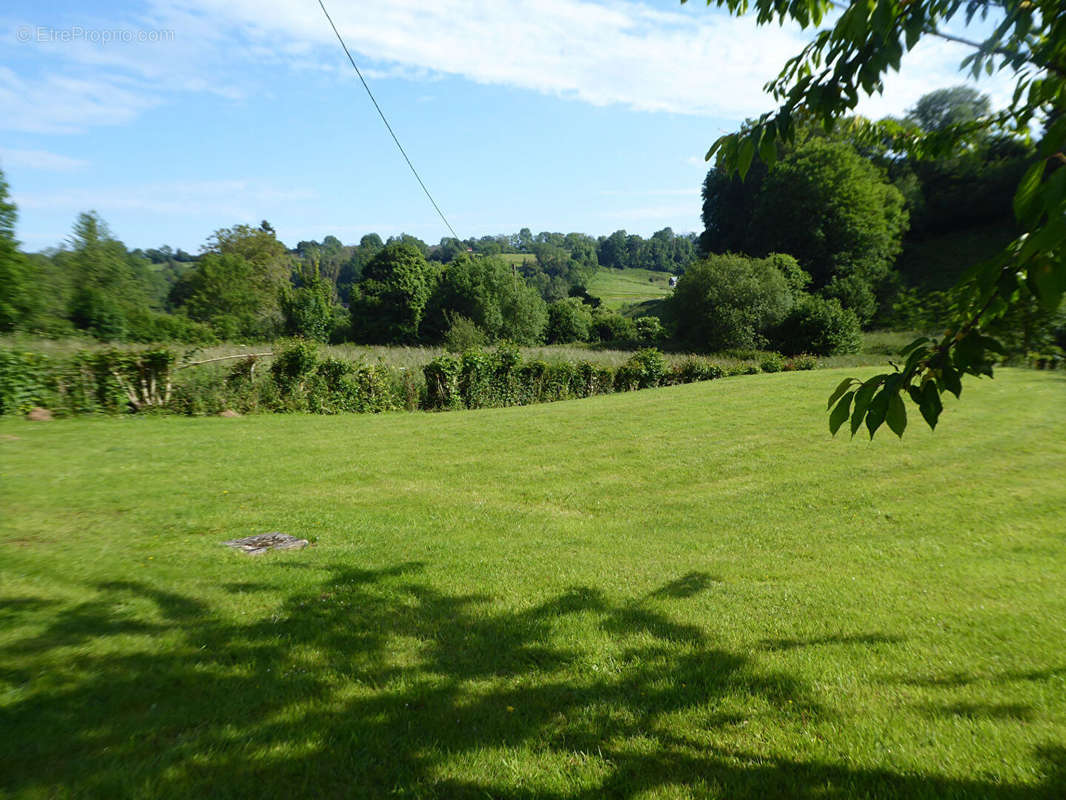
[[0, 147, 88, 170], [1, 0, 1022, 135], [15, 178, 315, 219], [0, 66, 157, 134], [161, 0, 1016, 119]]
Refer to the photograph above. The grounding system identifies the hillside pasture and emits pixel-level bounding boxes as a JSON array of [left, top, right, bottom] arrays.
[[587, 267, 675, 310]]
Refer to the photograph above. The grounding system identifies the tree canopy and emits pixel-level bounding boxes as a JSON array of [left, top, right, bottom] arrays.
[[689, 0, 1066, 436], [702, 136, 908, 323]]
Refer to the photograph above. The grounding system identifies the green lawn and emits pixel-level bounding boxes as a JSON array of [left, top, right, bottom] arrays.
[[587, 267, 675, 310], [2, 369, 1065, 798]]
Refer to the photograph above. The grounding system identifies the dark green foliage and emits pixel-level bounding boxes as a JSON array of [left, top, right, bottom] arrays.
[[68, 287, 128, 341], [269, 339, 320, 395], [589, 308, 637, 346], [124, 308, 218, 344], [175, 253, 277, 340], [774, 296, 863, 356], [701, 133, 907, 325], [421, 347, 719, 412], [666, 358, 726, 385], [666, 253, 796, 352], [614, 348, 667, 391], [350, 244, 439, 344], [598, 227, 697, 272], [751, 140, 908, 322], [423, 353, 463, 410], [699, 0, 1066, 435], [634, 316, 664, 345], [424, 255, 546, 345], [545, 298, 591, 344], [0, 349, 50, 414], [906, 86, 990, 133], [759, 353, 784, 373], [0, 347, 169, 416], [785, 354, 818, 371], [0, 168, 29, 332], [443, 314, 488, 353], [281, 272, 336, 343]]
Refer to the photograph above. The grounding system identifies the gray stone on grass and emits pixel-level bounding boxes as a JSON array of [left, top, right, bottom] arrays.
[[224, 532, 309, 555]]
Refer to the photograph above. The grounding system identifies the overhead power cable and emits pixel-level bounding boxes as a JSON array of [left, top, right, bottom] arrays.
[[316, 0, 461, 241]]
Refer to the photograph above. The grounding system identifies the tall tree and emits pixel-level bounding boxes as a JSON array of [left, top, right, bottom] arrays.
[[0, 167, 29, 332], [690, 0, 1066, 435], [906, 85, 991, 132], [349, 243, 439, 344]]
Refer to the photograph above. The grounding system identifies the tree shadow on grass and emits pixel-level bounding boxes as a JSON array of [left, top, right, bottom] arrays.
[[0, 564, 1063, 799]]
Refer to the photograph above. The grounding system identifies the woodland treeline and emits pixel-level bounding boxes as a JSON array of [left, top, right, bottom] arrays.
[[0, 87, 1061, 360]]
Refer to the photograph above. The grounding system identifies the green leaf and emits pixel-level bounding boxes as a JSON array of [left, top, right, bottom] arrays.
[[865, 386, 890, 439], [829, 391, 854, 436], [850, 375, 884, 437], [758, 126, 778, 168], [940, 365, 962, 398], [1013, 160, 1045, 226], [1029, 257, 1066, 312], [898, 336, 930, 355], [885, 390, 907, 438], [737, 136, 756, 179], [917, 381, 942, 430], [827, 377, 856, 411]]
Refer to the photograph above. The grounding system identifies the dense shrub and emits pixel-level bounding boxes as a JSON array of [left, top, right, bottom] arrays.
[[589, 309, 637, 346], [0, 347, 158, 415], [4, 343, 746, 418], [666, 357, 726, 385], [0, 349, 50, 414], [665, 253, 795, 352], [423, 353, 462, 410], [759, 353, 784, 373], [784, 354, 818, 371], [545, 299, 592, 344], [773, 295, 862, 356], [422, 255, 547, 345], [615, 348, 667, 391], [634, 316, 664, 345], [443, 314, 488, 352]]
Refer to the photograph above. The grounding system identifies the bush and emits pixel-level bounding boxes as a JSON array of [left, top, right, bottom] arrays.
[[444, 314, 488, 353], [759, 353, 784, 373], [773, 295, 863, 356], [667, 357, 725, 385], [634, 316, 664, 345], [785, 354, 818, 371], [589, 309, 637, 346], [615, 348, 667, 390], [0, 349, 49, 414], [665, 253, 795, 352], [423, 354, 462, 410], [270, 339, 319, 394], [0, 347, 160, 416], [545, 299, 591, 344]]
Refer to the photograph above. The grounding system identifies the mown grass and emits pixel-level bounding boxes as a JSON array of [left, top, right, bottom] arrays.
[[587, 267, 675, 310], [2, 369, 1065, 798]]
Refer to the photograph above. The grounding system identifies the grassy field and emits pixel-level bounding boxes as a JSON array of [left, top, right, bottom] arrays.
[[2, 369, 1065, 798], [587, 267, 675, 310]]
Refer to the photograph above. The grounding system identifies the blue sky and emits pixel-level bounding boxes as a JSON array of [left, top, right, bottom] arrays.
[[0, 0, 1013, 253]]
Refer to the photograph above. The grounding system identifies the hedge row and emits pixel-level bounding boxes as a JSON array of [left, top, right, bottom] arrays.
[[0, 343, 816, 417], [422, 346, 725, 410]]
